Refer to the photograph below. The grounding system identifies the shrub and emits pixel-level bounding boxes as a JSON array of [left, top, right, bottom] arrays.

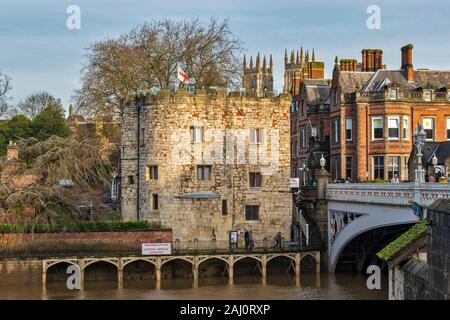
[[0, 220, 150, 233]]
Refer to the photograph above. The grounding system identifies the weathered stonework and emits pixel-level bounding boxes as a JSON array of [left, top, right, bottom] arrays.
[[121, 90, 292, 242]]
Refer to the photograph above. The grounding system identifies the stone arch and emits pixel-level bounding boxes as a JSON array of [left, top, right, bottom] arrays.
[[160, 257, 194, 268], [232, 255, 262, 266], [266, 254, 296, 264], [44, 259, 79, 273], [198, 256, 230, 268], [122, 258, 157, 269], [300, 253, 317, 264], [83, 258, 119, 270]]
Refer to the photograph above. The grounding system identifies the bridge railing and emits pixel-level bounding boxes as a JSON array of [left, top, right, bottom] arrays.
[[326, 182, 450, 207], [171, 239, 311, 254]]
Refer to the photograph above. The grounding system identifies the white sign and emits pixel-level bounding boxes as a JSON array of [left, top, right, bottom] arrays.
[[142, 243, 172, 255], [290, 178, 300, 188]]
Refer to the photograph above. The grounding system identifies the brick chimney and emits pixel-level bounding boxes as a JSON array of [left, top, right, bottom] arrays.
[[6, 141, 18, 161], [361, 49, 367, 71], [361, 49, 383, 71], [401, 44, 414, 82]]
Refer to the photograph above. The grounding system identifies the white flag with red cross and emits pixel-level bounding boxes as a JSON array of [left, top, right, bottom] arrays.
[[177, 64, 190, 84]]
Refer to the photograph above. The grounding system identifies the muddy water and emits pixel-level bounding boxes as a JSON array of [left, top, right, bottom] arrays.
[[0, 273, 387, 300]]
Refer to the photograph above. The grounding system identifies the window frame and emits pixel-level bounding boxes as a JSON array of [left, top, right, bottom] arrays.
[[197, 165, 212, 180], [373, 156, 385, 180], [446, 118, 450, 141], [190, 126, 204, 143], [387, 156, 400, 181], [387, 116, 400, 140], [403, 116, 410, 141], [152, 193, 159, 210], [222, 199, 228, 216], [245, 205, 260, 221], [345, 117, 353, 142], [345, 155, 353, 181], [249, 172, 262, 188], [422, 117, 435, 141], [249, 128, 263, 144], [372, 116, 384, 141]]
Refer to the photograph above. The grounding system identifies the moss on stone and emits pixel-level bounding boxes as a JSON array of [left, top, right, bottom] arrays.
[[377, 219, 427, 261]]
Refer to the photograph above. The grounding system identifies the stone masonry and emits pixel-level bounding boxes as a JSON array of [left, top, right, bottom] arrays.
[[120, 90, 292, 242]]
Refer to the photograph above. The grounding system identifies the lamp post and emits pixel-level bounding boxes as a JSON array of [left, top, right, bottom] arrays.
[[412, 124, 426, 184]]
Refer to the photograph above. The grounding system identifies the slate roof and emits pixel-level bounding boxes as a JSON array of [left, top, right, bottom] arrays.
[[305, 84, 330, 105], [338, 71, 374, 94], [419, 141, 450, 165], [361, 69, 450, 93]]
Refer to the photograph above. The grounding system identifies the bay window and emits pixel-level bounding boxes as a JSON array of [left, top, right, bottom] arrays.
[[388, 117, 400, 140]]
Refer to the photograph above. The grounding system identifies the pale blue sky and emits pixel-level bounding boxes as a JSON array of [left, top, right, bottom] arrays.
[[1, 0, 449, 108]]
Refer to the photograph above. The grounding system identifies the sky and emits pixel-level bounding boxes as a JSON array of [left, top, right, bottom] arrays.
[[1, 0, 450, 109]]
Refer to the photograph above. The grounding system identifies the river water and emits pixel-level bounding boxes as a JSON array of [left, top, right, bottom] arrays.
[[0, 273, 387, 300]]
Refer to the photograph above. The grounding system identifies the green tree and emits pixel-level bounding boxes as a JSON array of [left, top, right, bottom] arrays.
[[31, 101, 70, 140], [0, 115, 32, 155]]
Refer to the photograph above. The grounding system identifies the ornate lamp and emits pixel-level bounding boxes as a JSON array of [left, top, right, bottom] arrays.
[[320, 154, 326, 168]]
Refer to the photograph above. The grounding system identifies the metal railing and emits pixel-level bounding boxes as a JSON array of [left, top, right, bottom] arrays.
[[171, 238, 308, 254]]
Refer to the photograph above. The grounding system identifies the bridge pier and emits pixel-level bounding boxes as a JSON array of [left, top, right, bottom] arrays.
[[228, 256, 234, 285], [117, 269, 123, 289], [261, 255, 267, 285], [193, 258, 199, 288]]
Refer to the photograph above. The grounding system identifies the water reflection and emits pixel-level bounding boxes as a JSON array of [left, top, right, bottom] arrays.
[[1, 273, 387, 300]]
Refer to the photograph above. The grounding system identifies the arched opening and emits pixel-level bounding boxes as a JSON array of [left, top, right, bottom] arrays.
[[161, 259, 193, 289], [336, 224, 414, 273], [298, 255, 318, 287], [123, 260, 156, 289], [266, 256, 296, 286], [198, 258, 229, 287], [83, 261, 118, 290], [46, 262, 77, 290], [233, 257, 262, 284]]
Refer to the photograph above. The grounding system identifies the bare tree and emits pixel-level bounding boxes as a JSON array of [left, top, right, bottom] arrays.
[[0, 69, 12, 118], [73, 17, 243, 117], [16, 91, 58, 119]]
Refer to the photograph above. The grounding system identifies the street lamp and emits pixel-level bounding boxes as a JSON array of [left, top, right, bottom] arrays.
[[299, 163, 310, 186], [412, 123, 427, 184]]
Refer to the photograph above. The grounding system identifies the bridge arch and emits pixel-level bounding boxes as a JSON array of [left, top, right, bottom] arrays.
[[232, 255, 262, 266], [160, 257, 194, 268], [44, 259, 79, 272], [83, 258, 119, 270], [198, 256, 230, 268], [122, 258, 157, 269], [266, 254, 295, 264], [328, 201, 419, 272]]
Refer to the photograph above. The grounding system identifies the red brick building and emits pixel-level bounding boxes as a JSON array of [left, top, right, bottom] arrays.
[[330, 44, 450, 182], [287, 48, 328, 180]]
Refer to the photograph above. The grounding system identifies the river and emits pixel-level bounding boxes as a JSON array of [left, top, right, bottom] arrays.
[[0, 273, 387, 300]]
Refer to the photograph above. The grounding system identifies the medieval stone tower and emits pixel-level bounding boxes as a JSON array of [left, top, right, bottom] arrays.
[[242, 53, 274, 97], [283, 47, 325, 96]]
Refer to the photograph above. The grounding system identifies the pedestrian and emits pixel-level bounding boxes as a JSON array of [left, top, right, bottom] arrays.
[[244, 230, 250, 250], [249, 231, 254, 251], [274, 231, 282, 248]]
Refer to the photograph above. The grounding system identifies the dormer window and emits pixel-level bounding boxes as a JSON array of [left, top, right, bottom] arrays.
[[388, 89, 398, 100], [423, 90, 432, 102]]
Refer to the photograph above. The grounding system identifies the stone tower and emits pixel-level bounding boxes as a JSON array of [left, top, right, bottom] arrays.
[[242, 53, 274, 97], [283, 47, 325, 96]]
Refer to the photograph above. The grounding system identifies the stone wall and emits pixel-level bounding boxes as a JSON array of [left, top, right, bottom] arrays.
[[403, 259, 429, 300], [427, 199, 450, 299], [121, 90, 293, 242], [0, 230, 172, 258], [0, 258, 42, 286]]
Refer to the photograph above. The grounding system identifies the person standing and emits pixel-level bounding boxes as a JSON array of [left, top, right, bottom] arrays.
[[249, 231, 254, 251], [244, 230, 250, 250]]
